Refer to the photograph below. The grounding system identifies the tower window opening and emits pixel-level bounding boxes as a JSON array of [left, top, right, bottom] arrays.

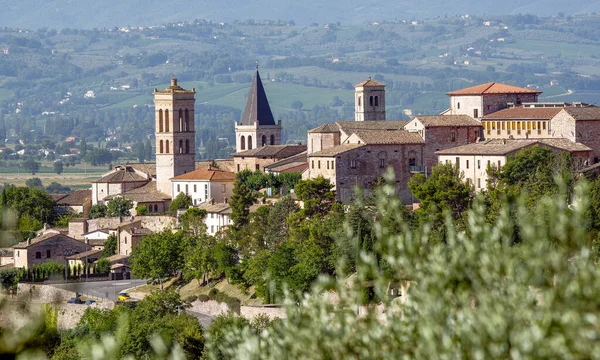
[[165, 110, 170, 132], [158, 109, 164, 132], [166, 140, 170, 153], [179, 140, 183, 154], [248, 135, 253, 150], [185, 109, 189, 131], [358, 96, 361, 107], [160, 140, 164, 154], [270, 134, 275, 145], [374, 96, 379, 106], [185, 139, 190, 153], [240, 136, 246, 150], [262, 135, 267, 146], [179, 109, 183, 132], [369, 96, 374, 106]]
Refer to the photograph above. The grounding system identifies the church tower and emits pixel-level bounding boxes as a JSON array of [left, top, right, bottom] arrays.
[[154, 78, 196, 196], [355, 78, 386, 121], [235, 67, 282, 152]]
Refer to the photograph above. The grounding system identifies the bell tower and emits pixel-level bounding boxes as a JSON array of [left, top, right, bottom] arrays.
[[355, 78, 386, 121], [154, 78, 196, 196], [235, 66, 282, 152]]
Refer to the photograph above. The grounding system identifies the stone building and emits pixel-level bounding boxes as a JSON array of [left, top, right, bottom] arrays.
[[234, 145, 307, 172], [154, 78, 196, 196], [91, 166, 150, 205], [355, 78, 386, 121], [55, 189, 93, 216], [13, 233, 92, 268], [197, 201, 233, 235], [170, 166, 235, 205], [443, 82, 541, 119], [437, 139, 591, 191], [234, 68, 282, 152]]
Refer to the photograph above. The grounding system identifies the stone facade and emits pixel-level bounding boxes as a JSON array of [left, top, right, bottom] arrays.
[[154, 78, 196, 196], [355, 79, 386, 121], [235, 122, 282, 152], [447, 92, 539, 119], [13, 234, 92, 268], [307, 131, 341, 155]]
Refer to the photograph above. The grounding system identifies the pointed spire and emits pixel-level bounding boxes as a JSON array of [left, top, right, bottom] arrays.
[[240, 69, 276, 126]]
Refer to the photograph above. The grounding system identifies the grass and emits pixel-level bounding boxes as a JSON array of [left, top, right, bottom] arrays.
[[505, 39, 600, 59], [0, 88, 14, 101], [0, 161, 108, 187], [179, 278, 263, 306]]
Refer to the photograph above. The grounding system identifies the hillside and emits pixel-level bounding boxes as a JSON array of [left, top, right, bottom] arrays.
[[1, 0, 600, 29]]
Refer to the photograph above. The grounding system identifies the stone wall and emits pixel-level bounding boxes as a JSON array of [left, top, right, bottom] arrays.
[[234, 156, 280, 173], [240, 306, 287, 320], [188, 299, 229, 316], [423, 126, 480, 168], [576, 120, 600, 161], [307, 132, 340, 155]]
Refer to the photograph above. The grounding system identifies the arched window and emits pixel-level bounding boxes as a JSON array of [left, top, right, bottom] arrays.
[[248, 135, 253, 150], [159, 140, 164, 153], [262, 135, 267, 146], [154, 204, 158, 213], [369, 96, 374, 106], [179, 140, 183, 153], [185, 109, 189, 132], [374, 96, 379, 106], [240, 136, 245, 150], [270, 134, 275, 145], [179, 109, 183, 132], [165, 110, 170, 132], [166, 140, 170, 153], [358, 96, 361, 107], [158, 110, 164, 132], [185, 139, 190, 153]]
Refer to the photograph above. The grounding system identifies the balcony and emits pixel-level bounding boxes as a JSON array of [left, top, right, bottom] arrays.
[[409, 166, 427, 174]]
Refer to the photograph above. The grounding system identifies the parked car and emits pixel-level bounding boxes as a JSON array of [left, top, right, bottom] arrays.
[[118, 292, 130, 301], [84, 300, 96, 305], [67, 297, 83, 304]]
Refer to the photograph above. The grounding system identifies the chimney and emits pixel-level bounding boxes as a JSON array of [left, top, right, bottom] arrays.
[[171, 78, 177, 87]]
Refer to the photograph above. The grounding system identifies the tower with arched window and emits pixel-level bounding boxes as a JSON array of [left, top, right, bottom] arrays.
[[355, 78, 386, 121], [154, 78, 196, 196], [235, 67, 282, 153]]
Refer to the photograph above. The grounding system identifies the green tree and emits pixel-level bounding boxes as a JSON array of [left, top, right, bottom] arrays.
[[89, 204, 107, 219], [22, 158, 40, 175], [180, 208, 207, 235], [106, 197, 133, 217], [53, 161, 63, 175], [294, 176, 335, 217], [264, 196, 299, 249], [79, 138, 87, 158], [135, 204, 148, 215], [102, 234, 118, 258], [25, 177, 43, 190], [168, 192, 192, 212], [182, 233, 215, 285], [131, 230, 184, 290], [95, 258, 111, 274], [229, 180, 256, 230], [45, 182, 70, 194], [0, 185, 56, 226]]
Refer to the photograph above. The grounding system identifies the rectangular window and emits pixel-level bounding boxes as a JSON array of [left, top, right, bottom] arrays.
[[456, 157, 460, 169], [255, 164, 260, 171], [379, 159, 385, 168], [36, 252, 41, 259], [451, 132, 456, 142], [222, 184, 226, 193], [502, 122, 505, 130], [46, 250, 51, 258], [318, 161, 321, 169], [477, 160, 481, 169], [237, 164, 240, 172], [16, 251, 19, 257], [312, 160, 314, 169], [211, 225, 214, 233], [194, 184, 197, 193], [487, 160, 491, 167], [409, 158, 416, 167], [185, 184, 188, 194], [466, 160, 469, 169], [474, 109, 479, 118], [211, 213, 214, 219], [543, 122, 547, 130], [177, 184, 180, 192], [327, 161, 329, 170], [527, 122, 531, 130], [205, 184, 208, 199], [498, 160, 501, 168], [124, 237, 127, 244], [478, 178, 481, 188], [350, 160, 357, 169]]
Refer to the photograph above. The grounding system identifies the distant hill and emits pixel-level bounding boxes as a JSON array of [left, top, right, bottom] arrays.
[[2, 0, 600, 29]]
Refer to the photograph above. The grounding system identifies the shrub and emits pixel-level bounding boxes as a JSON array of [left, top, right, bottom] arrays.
[[208, 288, 219, 298], [183, 295, 197, 303], [197, 294, 209, 302]]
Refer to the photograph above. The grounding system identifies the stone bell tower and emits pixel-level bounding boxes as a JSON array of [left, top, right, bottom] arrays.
[[355, 78, 386, 121], [154, 78, 196, 196]]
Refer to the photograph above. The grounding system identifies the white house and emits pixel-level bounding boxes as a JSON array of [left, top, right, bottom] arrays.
[[170, 167, 235, 205], [197, 201, 233, 235]]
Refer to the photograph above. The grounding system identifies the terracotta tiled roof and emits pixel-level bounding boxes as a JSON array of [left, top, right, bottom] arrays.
[[563, 107, 600, 121], [436, 139, 590, 156], [13, 233, 89, 249], [233, 145, 307, 158], [122, 163, 157, 177], [309, 144, 365, 157], [103, 254, 129, 264], [413, 115, 482, 127], [93, 167, 149, 183], [56, 190, 92, 206], [196, 159, 236, 173], [352, 130, 425, 145], [264, 151, 308, 173], [197, 202, 232, 214], [483, 108, 562, 120], [104, 181, 170, 203], [355, 78, 386, 87], [171, 167, 235, 181], [337, 120, 409, 134], [308, 123, 340, 133], [65, 249, 103, 260], [50, 194, 68, 202], [447, 82, 542, 96]]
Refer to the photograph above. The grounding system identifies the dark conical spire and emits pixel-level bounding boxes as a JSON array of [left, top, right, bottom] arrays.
[[240, 70, 276, 126]]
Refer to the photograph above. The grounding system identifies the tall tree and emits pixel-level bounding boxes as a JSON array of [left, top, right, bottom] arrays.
[[168, 193, 192, 212], [53, 161, 63, 175], [79, 138, 87, 158], [131, 230, 184, 290], [294, 176, 335, 217], [106, 197, 133, 217], [180, 208, 207, 235], [102, 234, 118, 258], [229, 179, 255, 230]]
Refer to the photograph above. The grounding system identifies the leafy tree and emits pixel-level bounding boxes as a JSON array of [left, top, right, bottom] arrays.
[[229, 180, 256, 230], [294, 176, 335, 217], [213, 241, 239, 281], [168, 192, 192, 212], [131, 230, 184, 290], [53, 161, 63, 175], [89, 204, 107, 219], [95, 258, 111, 274], [180, 208, 207, 235], [182, 233, 215, 285], [85, 148, 112, 166], [264, 196, 299, 248], [79, 138, 87, 158], [0, 185, 56, 226], [22, 158, 40, 175], [408, 162, 473, 232], [102, 234, 118, 258], [107, 197, 133, 217], [135, 204, 148, 215], [45, 182, 71, 194], [25, 177, 43, 190]]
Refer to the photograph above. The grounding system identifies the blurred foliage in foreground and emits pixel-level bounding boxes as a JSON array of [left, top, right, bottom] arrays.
[[3, 169, 600, 358]]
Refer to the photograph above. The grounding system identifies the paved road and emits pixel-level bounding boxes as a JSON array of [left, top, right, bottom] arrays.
[[186, 310, 213, 328], [50, 279, 145, 301]]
